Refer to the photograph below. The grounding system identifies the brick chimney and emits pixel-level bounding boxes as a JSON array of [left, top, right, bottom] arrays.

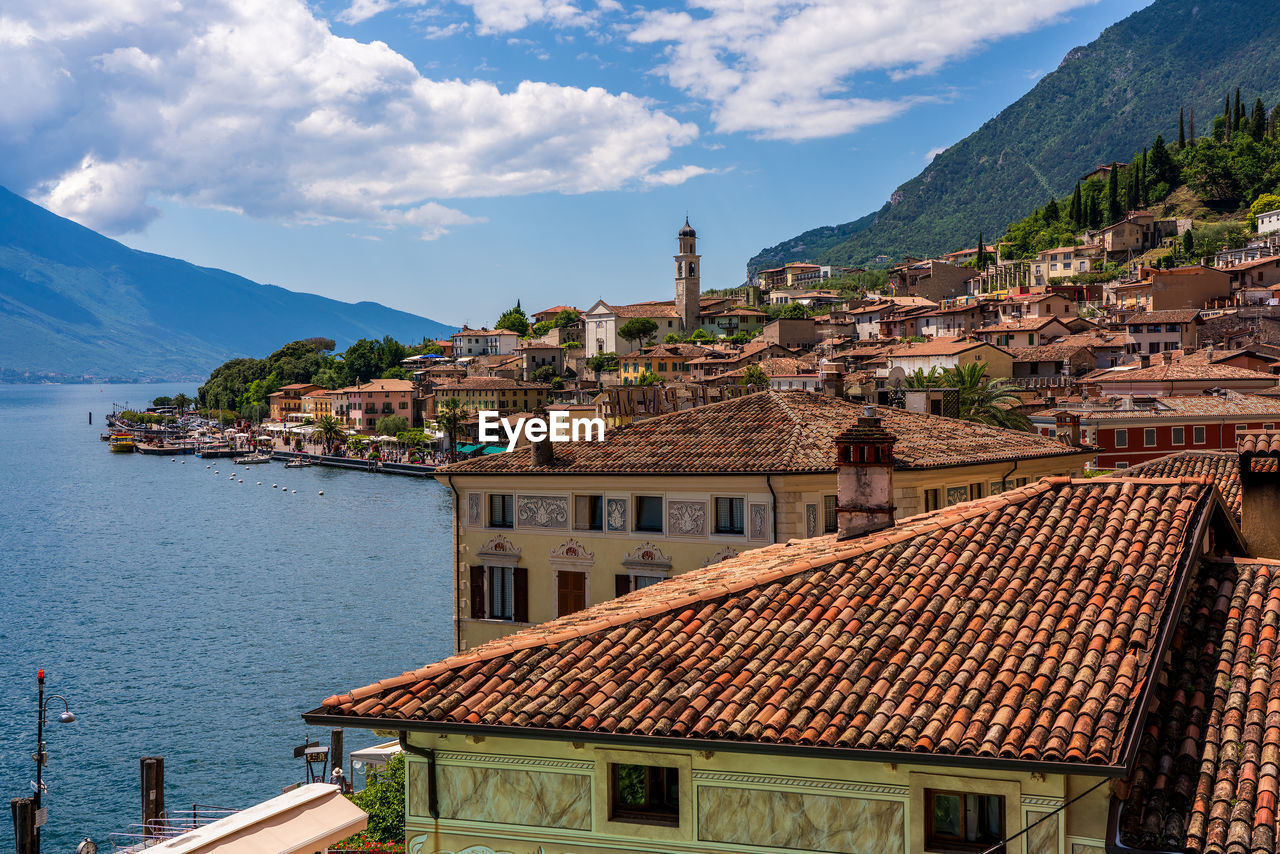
[[532, 435, 554, 467], [835, 407, 897, 540]]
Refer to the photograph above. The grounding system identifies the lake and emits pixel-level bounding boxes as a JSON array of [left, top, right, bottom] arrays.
[[0, 383, 455, 852]]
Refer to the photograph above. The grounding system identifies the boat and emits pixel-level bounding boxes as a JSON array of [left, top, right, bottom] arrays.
[[234, 452, 273, 465], [284, 458, 313, 468], [108, 433, 136, 453]]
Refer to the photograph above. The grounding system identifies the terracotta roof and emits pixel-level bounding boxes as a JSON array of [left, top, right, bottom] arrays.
[[976, 317, 1070, 333], [1009, 343, 1092, 363], [451, 327, 519, 336], [1114, 558, 1280, 852], [622, 344, 714, 360], [722, 357, 817, 378], [1238, 429, 1280, 455], [353, 379, 414, 392], [1219, 254, 1280, 272], [1094, 362, 1277, 385], [1036, 393, 1280, 421], [1120, 309, 1202, 325], [315, 477, 1223, 768], [889, 339, 1003, 357], [1115, 451, 1241, 520], [1058, 331, 1131, 348], [438, 390, 1089, 475], [611, 301, 680, 318]]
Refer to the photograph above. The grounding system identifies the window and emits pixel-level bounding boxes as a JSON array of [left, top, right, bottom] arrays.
[[1166, 324, 1180, 333], [1114, 429, 1128, 448], [574, 495, 604, 531], [925, 789, 1004, 853], [1194, 426, 1206, 444], [556, 570, 586, 616], [1015, 478, 1028, 487], [714, 497, 745, 535], [399, 401, 408, 409], [609, 764, 679, 826], [822, 495, 838, 534], [924, 489, 940, 512], [1172, 426, 1185, 445], [469, 565, 528, 622], [969, 483, 984, 500], [1144, 428, 1157, 447], [488, 493, 514, 528], [488, 566, 515, 619], [635, 496, 664, 532]]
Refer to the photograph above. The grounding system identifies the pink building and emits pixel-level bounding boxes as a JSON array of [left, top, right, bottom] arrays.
[[339, 379, 416, 433]]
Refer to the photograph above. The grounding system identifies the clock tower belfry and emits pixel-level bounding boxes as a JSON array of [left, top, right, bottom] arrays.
[[674, 217, 700, 334]]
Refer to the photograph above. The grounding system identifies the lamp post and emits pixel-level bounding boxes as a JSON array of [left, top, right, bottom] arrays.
[[33, 669, 76, 854]]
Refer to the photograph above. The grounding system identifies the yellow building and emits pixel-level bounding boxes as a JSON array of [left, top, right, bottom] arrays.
[[308, 470, 1251, 854], [431, 376, 552, 416], [300, 389, 332, 420], [887, 339, 1015, 378], [618, 343, 713, 383], [434, 390, 1094, 650]]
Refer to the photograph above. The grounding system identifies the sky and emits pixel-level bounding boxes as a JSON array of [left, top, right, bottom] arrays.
[[0, 0, 1153, 328]]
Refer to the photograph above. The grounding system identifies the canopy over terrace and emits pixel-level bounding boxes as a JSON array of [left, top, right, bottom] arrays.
[[137, 784, 365, 854]]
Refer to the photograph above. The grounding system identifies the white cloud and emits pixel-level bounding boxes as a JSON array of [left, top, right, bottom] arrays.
[[628, 0, 1098, 140], [338, 0, 608, 34], [0, 0, 700, 237], [925, 146, 946, 163]]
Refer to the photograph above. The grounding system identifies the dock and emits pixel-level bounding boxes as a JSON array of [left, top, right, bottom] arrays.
[[271, 450, 437, 477]]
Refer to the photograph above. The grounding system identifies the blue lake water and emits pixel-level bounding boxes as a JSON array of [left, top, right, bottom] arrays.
[[0, 383, 454, 853]]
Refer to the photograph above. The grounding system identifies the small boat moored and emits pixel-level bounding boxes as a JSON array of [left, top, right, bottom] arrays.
[[108, 433, 136, 453], [234, 452, 273, 464], [284, 458, 313, 468]]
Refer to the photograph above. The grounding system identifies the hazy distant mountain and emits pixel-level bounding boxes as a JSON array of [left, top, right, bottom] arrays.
[[749, 0, 1280, 273], [0, 186, 455, 382]]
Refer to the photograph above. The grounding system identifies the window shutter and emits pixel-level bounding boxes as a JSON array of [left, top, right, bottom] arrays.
[[513, 567, 529, 623], [615, 574, 632, 598], [469, 566, 485, 619]]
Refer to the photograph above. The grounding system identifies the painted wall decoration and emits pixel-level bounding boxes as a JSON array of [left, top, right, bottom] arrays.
[[467, 493, 481, 526], [946, 486, 969, 506], [806, 504, 818, 538], [750, 503, 768, 540], [667, 500, 708, 537], [516, 495, 569, 528], [478, 535, 521, 559], [703, 546, 739, 567], [606, 498, 627, 532], [549, 538, 594, 563], [622, 542, 673, 569]]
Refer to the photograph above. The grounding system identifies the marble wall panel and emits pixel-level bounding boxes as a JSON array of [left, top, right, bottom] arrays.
[[697, 786, 903, 854], [1027, 810, 1059, 854], [410, 763, 590, 830]]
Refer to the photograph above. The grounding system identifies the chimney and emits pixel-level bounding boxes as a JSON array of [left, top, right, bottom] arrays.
[[1161, 351, 1173, 365], [1240, 436, 1280, 559], [1139, 354, 1151, 368], [532, 435, 554, 467], [834, 406, 897, 540], [1054, 411, 1082, 447], [820, 362, 845, 398]]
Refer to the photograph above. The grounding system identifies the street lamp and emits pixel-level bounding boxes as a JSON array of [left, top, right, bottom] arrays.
[[33, 669, 76, 854]]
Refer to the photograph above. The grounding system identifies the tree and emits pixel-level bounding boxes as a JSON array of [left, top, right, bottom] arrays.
[[663, 332, 682, 344], [618, 317, 658, 348], [740, 364, 770, 387], [341, 338, 381, 384], [374, 415, 409, 436], [435, 397, 466, 460], [551, 308, 581, 328], [778, 302, 808, 319], [550, 376, 564, 391], [1234, 87, 1243, 132], [1251, 97, 1267, 141], [1250, 194, 1280, 231], [1043, 198, 1060, 224], [1182, 228, 1195, 257], [585, 353, 619, 373], [902, 363, 1029, 430], [1189, 106, 1195, 143], [314, 414, 345, 453], [1069, 183, 1082, 228], [1178, 106, 1186, 149], [532, 320, 554, 337], [347, 753, 405, 843], [172, 393, 191, 414], [636, 371, 662, 386], [495, 302, 530, 336], [151, 396, 174, 408], [1106, 167, 1122, 223], [531, 365, 557, 383], [1148, 134, 1177, 188], [380, 366, 409, 380], [688, 328, 711, 342]]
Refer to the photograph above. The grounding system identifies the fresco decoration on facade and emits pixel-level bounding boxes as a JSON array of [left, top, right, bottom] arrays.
[[667, 500, 708, 537], [750, 503, 768, 540], [467, 493, 481, 526], [606, 498, 627, 532], [549, 538, 594, 563], [946, 486, 969, 506], [622, 541, 673, 569], [478, 535, 521, 558], [516, 495, 569, 528]]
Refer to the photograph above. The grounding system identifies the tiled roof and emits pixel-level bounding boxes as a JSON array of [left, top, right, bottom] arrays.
[[1009, 343, 1092, 363], [1057, 331, 1131, 348], [1119, 309, 1202, 324], [1094, 361, 1277, 385], [1036, 392, 1280, 421], [722, 357, 817, 378], [1238, 429, 1280, 455], [315, 477, 1222, 768], [889, 338, 1001, 357], [976, 316, 1069, 333], [1115, 451, 1241, 520], [438, 390, 1089, 475], [354, 379, 414, 392], [1115, 558, 1280, 852], [623, 344, 713, 360], [611, 301, 680, 318], [451, 327, 519, 336], [1220, 254, 1280, 272]]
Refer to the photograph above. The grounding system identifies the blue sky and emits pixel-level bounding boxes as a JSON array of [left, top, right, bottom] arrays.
[[1, 0, 1150, 329]]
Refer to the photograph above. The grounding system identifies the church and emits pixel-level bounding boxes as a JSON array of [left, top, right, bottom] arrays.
[[581, 218, 765, 354]]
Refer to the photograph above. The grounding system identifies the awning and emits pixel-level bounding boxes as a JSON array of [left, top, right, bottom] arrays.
[[140, 784, 366, 854], [455, 443, 480, 454], [480, 445, 506, 454], [349, 741, 401, 769]]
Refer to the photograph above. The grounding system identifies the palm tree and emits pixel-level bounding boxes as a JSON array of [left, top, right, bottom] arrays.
[[314, 414, 345, 454], [435, 397, 467, 461], [172, 393, 191, 414], [899, 362, 1029, 430]]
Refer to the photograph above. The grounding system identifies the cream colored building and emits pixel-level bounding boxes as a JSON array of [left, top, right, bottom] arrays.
[[434, 390, 1094, 650]]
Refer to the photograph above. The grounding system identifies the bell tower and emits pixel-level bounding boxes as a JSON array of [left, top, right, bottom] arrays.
[[674, 217, 700, 334]]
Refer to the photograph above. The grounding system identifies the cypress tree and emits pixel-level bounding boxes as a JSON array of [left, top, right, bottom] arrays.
[[1182, 229, 1194, 258], [1150, 135, 1175, 187], [1251, 97, 1266, 141], [1070, 182, 1083, 228], [1271, 104, 1280, 139], [1179, 107, 1186, 149], [1045, 197, 1060, 223], [1189, 107, 1195, 143], [1225, 95, 1232, 139], [1129, 166, 1141, 211], [1234, 87, 1243, 131], [1141, 148, 1149, 206], [1107, 168, 1121, 224], [976, 231, 986, 268]]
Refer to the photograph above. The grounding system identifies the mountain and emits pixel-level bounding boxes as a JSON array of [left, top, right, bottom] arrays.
[[0, 186, 455, 382], [749, 0, 1280, 274]]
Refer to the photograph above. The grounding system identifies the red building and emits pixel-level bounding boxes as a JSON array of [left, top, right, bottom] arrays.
[[1031, 391, 1280, 468]]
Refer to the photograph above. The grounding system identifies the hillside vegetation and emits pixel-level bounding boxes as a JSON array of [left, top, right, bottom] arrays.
[[748, 0, 1280, 274]]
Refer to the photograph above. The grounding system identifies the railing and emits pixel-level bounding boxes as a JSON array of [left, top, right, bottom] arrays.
[[1008, 376, 1073, 389], [109, 805, 240, 852]]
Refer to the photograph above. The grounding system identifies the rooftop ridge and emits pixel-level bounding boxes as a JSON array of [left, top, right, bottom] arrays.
[[322, 476, 1210, 710]]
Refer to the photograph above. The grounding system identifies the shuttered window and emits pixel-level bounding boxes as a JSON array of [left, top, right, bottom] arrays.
[[714, 497, 744, 535], [822, 495, 838, 534]]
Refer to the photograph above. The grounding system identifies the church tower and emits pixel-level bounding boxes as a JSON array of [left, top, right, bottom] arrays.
[[674, 217, 700, 334]]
